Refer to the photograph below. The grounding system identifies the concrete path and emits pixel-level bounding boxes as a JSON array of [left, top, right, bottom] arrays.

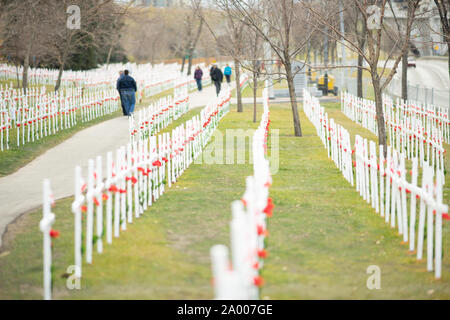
[[0, 86, 218, 247], [0, 79, 328, 247]]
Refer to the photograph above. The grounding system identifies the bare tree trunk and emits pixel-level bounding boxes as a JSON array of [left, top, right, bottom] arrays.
[[285, 60, 302, 137], [55, 33, 73, 92], [22, 54, 30, 91], [181, 55, 186, 73], [401, 3, 411, 101], [401, 50, 408, 100], [447, 40, 450, 82], [187, 49, 194, 76], [253, 61, 258, 123], [357, 54, 364, 98], [357, 16, 366, 98], [15, 63, 20, 88], [55, 63, 65, 92], [106, 44, 114, 66], [372, 75, 387, 156], [22, 35, 34, 91], [187, 19, 203, 76], [234, 58, 243, 112]]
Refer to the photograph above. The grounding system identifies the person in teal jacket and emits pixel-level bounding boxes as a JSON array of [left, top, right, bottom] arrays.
[[224, 64, 232, 84]]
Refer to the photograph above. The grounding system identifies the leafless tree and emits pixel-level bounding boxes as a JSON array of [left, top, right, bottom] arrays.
[[105, 0, 137, 66], [434, 0, 450, 76], [206, 0, 313, 136], [196, 0, 246, 113], [304, 0, 422, 154], [0, 0, 49, 90], [180, 1, 204, 76], [41, 0, 114, 91]]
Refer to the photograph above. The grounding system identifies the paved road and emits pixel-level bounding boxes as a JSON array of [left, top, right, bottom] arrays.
[[0, 86, 218, 248], [381, 58, 449, 108]]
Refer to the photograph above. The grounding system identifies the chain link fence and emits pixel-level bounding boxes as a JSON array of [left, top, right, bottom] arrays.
[[385, 75, 449, 109]]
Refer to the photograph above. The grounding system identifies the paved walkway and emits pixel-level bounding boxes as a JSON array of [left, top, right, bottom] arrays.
[[0, 85, 219, 247], [0, 79, 335, 246]]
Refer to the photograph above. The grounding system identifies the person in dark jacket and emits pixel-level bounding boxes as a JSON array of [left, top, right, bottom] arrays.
[[194, 66, 203, 91], [210, 65, 223, 96], [116, 71, 127, 116], [117, 69, 137, 116]]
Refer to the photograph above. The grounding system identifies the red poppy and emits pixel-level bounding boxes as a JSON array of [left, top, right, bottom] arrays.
[[257, 249, 268, 259], [263, 198, 274, 217], [49, 229, 60, 238], [152, 160, 162, 167], [257, 225, 268, 237], [102, 194, 109, 201], [93, 197, 100, 206], [253, 276, 264, 287], [81, 205, 87, 213], [108, 185, 118, 193]]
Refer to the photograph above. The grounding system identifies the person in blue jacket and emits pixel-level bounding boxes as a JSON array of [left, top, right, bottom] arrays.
[[224, 64, 232, 84], [116, 71, 127, 116], [117, 70, 137, 116]]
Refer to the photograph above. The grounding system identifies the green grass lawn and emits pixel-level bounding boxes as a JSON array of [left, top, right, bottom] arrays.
[[0, 101, 449, 299], [0, 89, 175, 177]]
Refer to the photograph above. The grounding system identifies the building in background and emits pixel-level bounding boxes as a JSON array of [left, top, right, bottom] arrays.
[[384, 0, 448, 57]]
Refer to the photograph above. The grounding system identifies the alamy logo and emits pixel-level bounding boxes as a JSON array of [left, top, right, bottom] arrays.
[[194, 129, 279, 174], [67, 5, 81, 30], [366, 5, 381, 30], [66, 265, 81, 290], [366, 265, 381, 290]]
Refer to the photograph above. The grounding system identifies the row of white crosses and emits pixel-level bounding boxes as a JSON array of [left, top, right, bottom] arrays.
[[305, 89, 449, 279], [210, 88, 272, 300], [354, 136, 448, 279], [129, 88, 190, 143], [41, 86, 233, 299], [0, 62, 181, 90], [0, 63, 199, 151], [389, 95, 450, 144], [341, 91, 446, 171], [384, 95, 445, 171], [0, 85, 119, 150], [341, 91, 378, 135], [79, 89, 120, 123], [304, 89, 354, 185]]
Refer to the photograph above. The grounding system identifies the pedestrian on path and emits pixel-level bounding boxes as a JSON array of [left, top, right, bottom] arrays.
[[224, 64, 232, 84], [117, 69, 137, 116], [116, 71, 127, 116], [194, 66, 203, 91], [210, 64, 223, 96]]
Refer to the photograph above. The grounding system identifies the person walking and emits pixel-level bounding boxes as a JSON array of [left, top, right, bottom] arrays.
[[224, 64, 232, 85], [117, 69, 137, 116], [116, 71, 127, 116], [194, 66, 203, 91], [210, 64, 223, 96]]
